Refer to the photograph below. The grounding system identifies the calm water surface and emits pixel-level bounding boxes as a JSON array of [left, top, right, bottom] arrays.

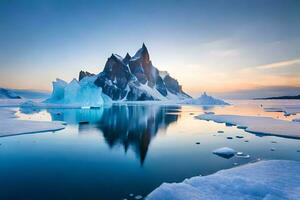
[[0, 100, 299, 200]]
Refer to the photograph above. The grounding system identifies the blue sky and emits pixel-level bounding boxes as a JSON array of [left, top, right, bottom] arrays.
[[0, 0, 299, 96]]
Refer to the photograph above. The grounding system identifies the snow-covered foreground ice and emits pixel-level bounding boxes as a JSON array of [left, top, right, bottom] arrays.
[[197, 114, 300, 138], [147, 160, 300, 200], [0, 109, 65, 137]]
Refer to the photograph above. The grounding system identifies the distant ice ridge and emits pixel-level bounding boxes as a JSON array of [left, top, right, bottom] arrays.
[[45, 77, 112, 107], [182, 92, 229, 105], [147, 160, 300, 200]]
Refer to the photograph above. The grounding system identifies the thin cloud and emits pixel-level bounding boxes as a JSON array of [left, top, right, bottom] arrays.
[[256, 59, 300, 70]]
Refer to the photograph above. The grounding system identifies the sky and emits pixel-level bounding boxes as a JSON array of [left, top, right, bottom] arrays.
[[0, 0, 300, 97]]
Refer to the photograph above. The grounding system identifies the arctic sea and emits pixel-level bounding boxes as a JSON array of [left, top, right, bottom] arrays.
[[0, 100, 299, 200]]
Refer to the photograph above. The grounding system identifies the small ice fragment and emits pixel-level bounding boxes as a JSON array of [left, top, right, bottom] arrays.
[[242, 155, 250, 159], [205, 111, 215, 115], [233, 162, 239, 166], [129, 194, 134, 197], [213, 147, 236, 159], [135, 195, 143, 199], [236, 152, 243, 156]]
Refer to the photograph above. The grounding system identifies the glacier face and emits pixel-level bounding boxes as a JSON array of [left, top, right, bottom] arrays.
[[45, 77, 112, 107]]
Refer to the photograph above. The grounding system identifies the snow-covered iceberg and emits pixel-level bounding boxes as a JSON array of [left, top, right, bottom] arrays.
[[182, 92, 229, 106], [45, 77, 112, 107], [147, 160, 300, 200]]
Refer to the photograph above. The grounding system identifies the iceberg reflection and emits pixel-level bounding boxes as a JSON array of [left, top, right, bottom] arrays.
[[45, 105, 180, 164]]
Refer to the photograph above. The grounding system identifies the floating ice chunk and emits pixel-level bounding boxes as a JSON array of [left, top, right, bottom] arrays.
[[213, 147, 236, 159], [236, 152, 243, 156], [135, 195, 143, 199]]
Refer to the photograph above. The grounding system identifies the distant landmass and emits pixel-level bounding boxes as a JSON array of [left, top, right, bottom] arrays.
[[0, 88, 21, 99], [254, 95, 300, 100], [212, 86, 300, 100], [0, 88, 50, 99]]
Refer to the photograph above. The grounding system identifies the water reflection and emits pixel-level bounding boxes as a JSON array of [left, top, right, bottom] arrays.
[[46, 105, 180, 164]]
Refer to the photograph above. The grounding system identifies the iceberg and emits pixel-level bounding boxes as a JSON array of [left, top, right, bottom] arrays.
[[182, 92, 229, 105], [147, 160, 300, 200], [45, 77, 112, 107]]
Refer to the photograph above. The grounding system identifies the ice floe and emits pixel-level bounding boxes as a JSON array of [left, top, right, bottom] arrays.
[[147, 160, 300, 200], [196, 114, 300, 139], [0, 109, 65, 137]]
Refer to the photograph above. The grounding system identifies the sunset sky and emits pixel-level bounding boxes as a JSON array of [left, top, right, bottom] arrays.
[[0, 0, 299, 96]]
